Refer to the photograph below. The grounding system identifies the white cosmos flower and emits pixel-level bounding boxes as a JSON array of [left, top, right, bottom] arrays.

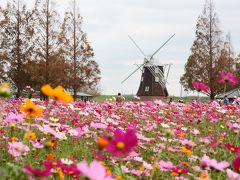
[[161, 123, 170, 128], [49, 117, 59, 122], [61, 158, 73, 165]]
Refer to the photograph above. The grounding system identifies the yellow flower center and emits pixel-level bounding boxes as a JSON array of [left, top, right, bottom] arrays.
[[97, 138, 109, 149], [177, 133, 184, 137], [171, 172, 179, 176], [11, 137, 17, 142], [116, 175, 122, 180], [116, 142, 125, 150], [230, 147, 235, 151], [200, 173, 208, 179]]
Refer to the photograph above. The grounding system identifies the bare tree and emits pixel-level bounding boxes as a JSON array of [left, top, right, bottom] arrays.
[[60, 0, 101, 99], [34, 0, 62, 85], [180, 0, 237, 99], [0, 0, 35, 96]]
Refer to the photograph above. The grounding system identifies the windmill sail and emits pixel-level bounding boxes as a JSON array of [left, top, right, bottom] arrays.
[[122, 34, 174, 100]]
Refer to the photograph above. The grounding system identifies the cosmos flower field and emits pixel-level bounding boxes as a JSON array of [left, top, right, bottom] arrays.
[[0, 96, 240, 180]]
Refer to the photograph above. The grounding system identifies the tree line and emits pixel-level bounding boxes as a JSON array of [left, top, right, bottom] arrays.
[[180, 0, 240, 100], [0, 0, 101, 100]]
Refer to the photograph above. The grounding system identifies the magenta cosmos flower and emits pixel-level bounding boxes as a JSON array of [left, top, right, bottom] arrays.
[[232, 156, 240, 173], [106, 128, 138, 157], [24, 165, 52, 178], [192, 81, 209, 93], [218, 71, 239, 86], [224, 144, 240, 154]]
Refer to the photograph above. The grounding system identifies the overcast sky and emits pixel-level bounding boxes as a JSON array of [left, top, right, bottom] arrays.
[[2, 0, 240, 96]]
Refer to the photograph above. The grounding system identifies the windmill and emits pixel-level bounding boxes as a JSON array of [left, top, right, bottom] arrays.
[[121, 34, 175, 101]]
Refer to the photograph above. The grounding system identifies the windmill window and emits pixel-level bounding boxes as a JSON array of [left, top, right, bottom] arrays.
[[141, 77, 144, 82], [143, 68, 145, 73], [145, 86, 149, 92], [155, 77, 159, 82]]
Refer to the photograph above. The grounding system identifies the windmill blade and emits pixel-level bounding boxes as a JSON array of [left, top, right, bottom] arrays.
[[164, 64, 172, 83], [150, 34, 175, 60], [128, 35, 146, 57], [148, 60, 165, 78], [134, 63, 144, 71], [121, 62, 147, 84]]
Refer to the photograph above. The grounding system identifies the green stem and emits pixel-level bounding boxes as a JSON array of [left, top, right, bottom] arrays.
[[224, 83, 226, 95]]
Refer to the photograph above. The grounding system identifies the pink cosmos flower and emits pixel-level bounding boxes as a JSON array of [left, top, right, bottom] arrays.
[[31, 139, 45, 149], [180, 139, 194, 148], [158, 160, 174, 171], [90, 122, 108, 129], [218, 71, 239, 86], [106, 128, 138, 157], [77, 160, 114, 180], [211, 160, 230, 171], [192, 81, 209, 93], [226, 169, 240, 180], [24, 165, 52, 178], [200, 155, 230, 171], [8, 142, 30, 157], [192, 166, 201, 172], [4, 112, 24, 124]]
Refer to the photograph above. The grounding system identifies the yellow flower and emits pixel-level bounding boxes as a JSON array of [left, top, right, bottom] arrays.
[[171, 172, 179, 176], [46, 153, 55, 160], [177, 132, 185, 138], [200, 172, 209, 179], [97, 137, 109, 150], [54, 168, 64, 179], [139, 165, 145, 171], [116, 176, 123, 180], [153, 163, 159, 169], [0, 82, 11, 97], [219, 136, 224, 142], [100, 162, 112, 176], [208, 126, 212, 130], [46, 139, 57, 148], [41, 84, 73, 103], [19, 99, 42, 118], [181, 146, 192, 156], [105, 167, 112, 176], [24, 132, 36, 140], [11, 137, 18, 142]]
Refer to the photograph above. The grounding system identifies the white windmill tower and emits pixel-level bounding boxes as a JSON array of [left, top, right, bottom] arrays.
[[121, 34, 175, 101]]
